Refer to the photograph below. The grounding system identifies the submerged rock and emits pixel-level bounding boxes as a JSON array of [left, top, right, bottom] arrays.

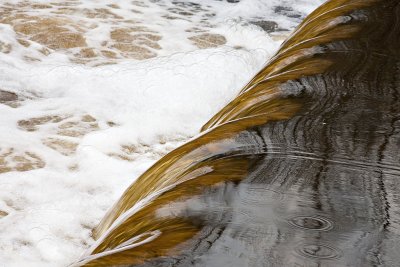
[[274, 6, 302, 19], [0, 90, 18, 103], [251, 21, 278, 33], [0, 211, 8, 218]]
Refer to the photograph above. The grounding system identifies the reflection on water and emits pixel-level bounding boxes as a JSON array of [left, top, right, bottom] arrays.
[[75, 0, 400, 266]]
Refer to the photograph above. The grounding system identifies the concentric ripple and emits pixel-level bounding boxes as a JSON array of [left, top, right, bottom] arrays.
[[288, 215, 333, 231], [295, 243, 342, 260]]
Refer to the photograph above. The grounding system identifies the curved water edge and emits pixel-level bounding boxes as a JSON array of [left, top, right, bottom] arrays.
[[75, 0, 400, 266]]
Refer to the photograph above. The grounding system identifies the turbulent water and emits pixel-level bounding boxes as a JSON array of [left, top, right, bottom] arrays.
[[73, 0, 400, 266], [0, 0, 325, 266]]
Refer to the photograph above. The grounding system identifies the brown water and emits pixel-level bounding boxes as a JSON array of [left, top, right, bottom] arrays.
[[74, 0, 400, 266]]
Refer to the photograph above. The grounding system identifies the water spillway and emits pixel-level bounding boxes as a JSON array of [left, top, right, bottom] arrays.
[[75, 0, 400, 266]]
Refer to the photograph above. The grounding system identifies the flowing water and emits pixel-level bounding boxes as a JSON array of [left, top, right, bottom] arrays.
[[75, 0, 400, 266]]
